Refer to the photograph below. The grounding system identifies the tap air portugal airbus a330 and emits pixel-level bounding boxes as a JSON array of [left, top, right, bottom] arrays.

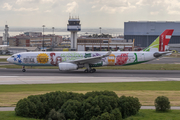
[[7, 29, 174, 73]]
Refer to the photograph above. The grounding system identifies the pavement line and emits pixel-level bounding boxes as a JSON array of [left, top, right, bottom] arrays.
[[0, 76, 18, 77], [1, 106, 180, 111]]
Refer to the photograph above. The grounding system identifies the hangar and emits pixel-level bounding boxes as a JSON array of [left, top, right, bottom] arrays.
[[124, 21, 180, 48]]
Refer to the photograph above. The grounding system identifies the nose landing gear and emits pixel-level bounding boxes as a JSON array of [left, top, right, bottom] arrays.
[[22, 66, 26, 72]]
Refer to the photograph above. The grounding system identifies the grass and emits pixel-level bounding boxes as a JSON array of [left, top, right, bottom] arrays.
[[0, 55, 11, 56], [0, 58, 7, 62], [0, 82, 180, 92], [0, 111, 39, 120], [125, 109, 180, 120], [1, 64, 180, 70], [0, 82, 180, 106], [0, 110, 180, 120]]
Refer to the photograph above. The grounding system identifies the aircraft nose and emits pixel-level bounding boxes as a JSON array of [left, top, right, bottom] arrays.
[[7, 57, 11, 63]]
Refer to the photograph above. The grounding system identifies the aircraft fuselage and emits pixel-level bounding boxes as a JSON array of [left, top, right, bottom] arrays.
[[7, 51, 155, 67]]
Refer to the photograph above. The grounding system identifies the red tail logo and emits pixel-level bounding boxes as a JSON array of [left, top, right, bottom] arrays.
[[159, 29, 174, 51]]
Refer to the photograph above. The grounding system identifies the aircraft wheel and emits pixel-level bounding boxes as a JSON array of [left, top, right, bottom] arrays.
[[89, 69, 95, 73], [93, 69, 96, 72], [22, 69, 26, 72], [84, 69, 88, 73]]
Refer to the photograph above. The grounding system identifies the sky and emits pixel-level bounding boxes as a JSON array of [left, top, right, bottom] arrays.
[[0, 0, 180, 29]]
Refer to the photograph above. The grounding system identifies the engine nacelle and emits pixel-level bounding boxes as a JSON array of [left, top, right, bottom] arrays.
[[58, 63, 78, 71]]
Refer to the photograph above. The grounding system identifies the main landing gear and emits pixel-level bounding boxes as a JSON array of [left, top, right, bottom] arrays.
[[83, 64, 96, 73], [84, 68, 96, 73], [22, 66, 26, 72]]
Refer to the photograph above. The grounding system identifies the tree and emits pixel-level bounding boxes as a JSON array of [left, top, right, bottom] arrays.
[[118, 96, 141, 118], [45, 109, 66, 120], [81, 95, 119, 120], [155, 96, 171, 111], [60, 100, 81, 120]]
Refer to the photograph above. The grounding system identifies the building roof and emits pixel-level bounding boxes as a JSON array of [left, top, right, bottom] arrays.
[[124, 21, 180, 36]]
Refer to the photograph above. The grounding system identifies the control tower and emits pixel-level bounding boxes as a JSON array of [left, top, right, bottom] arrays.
[[3, 24, 9, 45], [67, 16, 81, 51]]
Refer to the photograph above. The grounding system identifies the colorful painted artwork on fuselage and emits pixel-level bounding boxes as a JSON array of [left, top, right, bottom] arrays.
[[37, 53, 49, 64], [13, 52, 147, 67], [115, 53, 129, 65], [108, 54, 115, 65], [50, 53, 62, 66], [13, 54, 23, 64], [60, 53, 84, 61]]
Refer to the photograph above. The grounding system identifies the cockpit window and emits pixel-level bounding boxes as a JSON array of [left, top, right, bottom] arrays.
[[11, 56, 14, 58]]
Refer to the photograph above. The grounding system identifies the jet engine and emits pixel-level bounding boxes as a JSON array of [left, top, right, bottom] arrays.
[[58, 63, 78, 71], [153, 52, 162, 58]]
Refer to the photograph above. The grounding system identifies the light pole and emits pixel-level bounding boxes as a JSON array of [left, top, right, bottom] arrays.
[[42, 25, 45, 50], [52, 27, 55, 49]]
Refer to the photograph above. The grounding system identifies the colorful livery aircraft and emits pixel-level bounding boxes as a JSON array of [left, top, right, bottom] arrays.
[[7, 29, 174, 73]]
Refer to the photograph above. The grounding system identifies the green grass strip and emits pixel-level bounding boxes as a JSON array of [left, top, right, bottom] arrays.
[[0, 111, 38, 120], [1, 110, 180, 120], [125, 109, 180, 120], [0, 81, 180, 92], [0, 58, 7, 62]]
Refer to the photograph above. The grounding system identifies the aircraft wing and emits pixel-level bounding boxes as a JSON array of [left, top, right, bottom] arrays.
[[70, 51, 111, 64]]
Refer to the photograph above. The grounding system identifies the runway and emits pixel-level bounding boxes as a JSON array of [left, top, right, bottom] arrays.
[[0, 69, 180, 84], [146, 57, 180, 64]]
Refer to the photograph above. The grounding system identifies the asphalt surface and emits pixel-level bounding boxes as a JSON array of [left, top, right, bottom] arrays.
[[1, 69, 180, 77], [0, 69, 180, 84], [146, 57, 180, 64]]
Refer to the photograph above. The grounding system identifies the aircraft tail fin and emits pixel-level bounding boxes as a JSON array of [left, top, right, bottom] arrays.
[[143, 29, 174, 52]]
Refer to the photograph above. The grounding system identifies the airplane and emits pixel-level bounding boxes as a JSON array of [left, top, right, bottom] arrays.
[[7, 29, 174, 73]]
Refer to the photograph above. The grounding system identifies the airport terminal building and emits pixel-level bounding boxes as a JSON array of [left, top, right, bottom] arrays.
[[124, 21, 180, 48]]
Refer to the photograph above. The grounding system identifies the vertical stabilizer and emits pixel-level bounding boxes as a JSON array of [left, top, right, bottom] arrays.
[[143, 29, 174, 52]]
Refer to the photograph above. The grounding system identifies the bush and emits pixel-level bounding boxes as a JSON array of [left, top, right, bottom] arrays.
[[60, 100, 81, 120], [15, 98, 30, 117], [84, 90, 118, 99], [118, 96, 141, 119], [90, 109, 122, 120], [80, 95, 119, 120], [45, 109, 66, 120], [155, 96, 171, 111], [15, 95, 45, 119], [15, 91, 139, 120], [111, 108, 122, 120], [15, 91, 84, 119]]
